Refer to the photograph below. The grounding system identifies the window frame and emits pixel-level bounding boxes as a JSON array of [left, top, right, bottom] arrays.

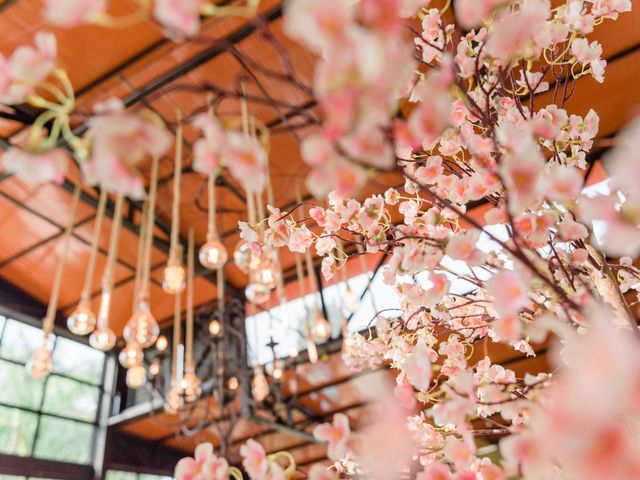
[[0, 308, 107, 466]]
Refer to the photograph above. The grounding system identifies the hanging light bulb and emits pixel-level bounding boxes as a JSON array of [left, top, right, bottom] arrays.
[[251, 265, 278, 290], [245, 282, 271, 304], [164, 381, 184, 413], [342, 286, 360, 316], [162, 261, 186, 294], [126, 363, 146, 389], [156, 335, 168, 353], [124, 301, 159, 348], [89, 326, 116, 351], [234, 241, 262, 273], [119, 342, 143, 368], [312, 310, 331, 341], [227, 376, 239, 391], [180, 367, 202, 403], [90, 290, 116, 351], [306, 334, 319, 364], [208, 319, 222, 336], [149, 359, 161, 376], [199, 237, 228, 270], [164, 112, 187, 295], [67, 304, 97, 336], [26, 342, 53, 379], [251, 366, 269, 402], [289, 347, 299, 358], [271, 360, 284, 380]]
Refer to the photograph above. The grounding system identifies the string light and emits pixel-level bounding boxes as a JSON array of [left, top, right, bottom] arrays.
[[68, 188, 107, 336], [227, 376, 239, 391], [245, 282, 271, 305], [208, 319, 222, 336], [163, 111, 186, 294], [89, 193, 125, 352], [28, 184, 81, 377], [180, 228, 201, 403], [26, 341, 53, 379], [156, 335, 168, 352], [118, 342, 143, 368], [126, 363, 146, 389], [312, 310, 331, 342], [199, 172, 228, 269], [123, 301, 159, 348], [67, 305, 97, 337], [251, 366, 269, 402]]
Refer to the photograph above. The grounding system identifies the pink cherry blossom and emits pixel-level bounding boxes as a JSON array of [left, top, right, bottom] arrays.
[[43, 0, 106, 27], [446, 230, 485, 266], [2, 147, 68, 184], [308, 464, 339, 480], [191, 114, 226, 175], [284, 0, 355, 53], [83, 109, 172, 199], [0, 32, 57, 104], [417, 463, 453, 480], [224, 132, 268, 193], [175, 442, 229, 480], [486, 270, 529, 317], [403, 344, 432, 391], [499, 145, 544, 214], [454, 0, 507, 29], [240, 439, 268, 478], [154, 0, 206, 37], [313, 413, 352, 461], [288, 225, 313, 253]]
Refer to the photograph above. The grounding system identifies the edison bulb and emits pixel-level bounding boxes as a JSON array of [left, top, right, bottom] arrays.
[[208, 319, 222, 336], [67, 305, 97, 336], [162, 262, 186, 294], [26, 343, 53, 379], [124, 302, 159, 348], [342, 287, 360, 315], [119, 342, 143, 368], [126, 364, 146, 389], [251, 266, 277, 290], [199, 238, 228, 270], [180, 370, 202, 403], [245, 282, 270, 305], [227, 376, 239, 391], [156, 335, 168, 352], [233, 241, 262, 273], [89, 327, 116, 351], [149, 359, 160, 376], [271, 360, 284, 380], [312, 312, 331, 341], [164, 382, 184, 413], [251, 367, 269, 402]]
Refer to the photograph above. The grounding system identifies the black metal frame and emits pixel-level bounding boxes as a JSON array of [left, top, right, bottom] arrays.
[[0, 311, 107, 479]]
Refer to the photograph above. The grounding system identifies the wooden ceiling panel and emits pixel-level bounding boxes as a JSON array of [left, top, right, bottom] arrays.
[[0, 195, 60, 263], [0, 235, 131, 309], [0, 177, 95, 227]]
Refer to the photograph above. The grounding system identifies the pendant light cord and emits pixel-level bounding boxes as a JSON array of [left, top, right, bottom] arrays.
[[80, 188, 107, 306], [44, 183, 81, 336]]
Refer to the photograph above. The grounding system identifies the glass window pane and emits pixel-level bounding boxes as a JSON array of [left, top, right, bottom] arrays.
[[0, 476, 26, 480], [139, 475, 173, 480], [0, 359, 45, 409], [42, 376, 100, 423], [0, 405, 37, 456], [52, 337, 105, 385], [105, 472, 137, 480], [33, 416, 94, 464], [0, 319, 52, 364]]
